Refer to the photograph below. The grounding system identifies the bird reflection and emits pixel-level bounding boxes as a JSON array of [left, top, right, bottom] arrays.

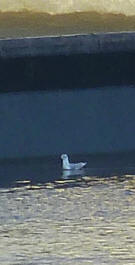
[[62, 168, 85, 179]]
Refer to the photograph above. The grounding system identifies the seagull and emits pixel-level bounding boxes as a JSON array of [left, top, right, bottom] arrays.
[[61, 154, 87, 170]]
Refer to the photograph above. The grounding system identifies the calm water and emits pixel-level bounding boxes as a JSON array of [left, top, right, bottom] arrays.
[[0, 158, 135, 265]]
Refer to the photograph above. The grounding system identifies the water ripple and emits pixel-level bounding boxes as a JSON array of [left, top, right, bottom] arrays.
[[0, 174, 135, 264]]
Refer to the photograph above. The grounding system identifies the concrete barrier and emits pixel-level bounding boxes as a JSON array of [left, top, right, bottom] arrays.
[[0, 32, 135, 58], [0, 32, 135, 92], [0, 32, 135, 159]]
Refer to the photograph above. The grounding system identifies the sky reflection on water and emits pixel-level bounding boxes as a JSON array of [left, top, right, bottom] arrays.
[[0, 174, 135, 264]]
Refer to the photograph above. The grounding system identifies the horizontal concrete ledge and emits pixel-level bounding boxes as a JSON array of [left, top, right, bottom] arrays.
[[0, 31, 135, 58], [0, 31, 135, 92]]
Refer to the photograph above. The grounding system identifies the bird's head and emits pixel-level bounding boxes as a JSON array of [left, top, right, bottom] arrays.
[[61, 154, 68, 160]]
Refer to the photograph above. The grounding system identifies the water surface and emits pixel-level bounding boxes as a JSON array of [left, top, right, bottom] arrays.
[[0, 159, 135, 264]]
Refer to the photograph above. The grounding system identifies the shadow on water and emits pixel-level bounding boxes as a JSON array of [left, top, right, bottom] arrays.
[[0, 152, 135, 188]]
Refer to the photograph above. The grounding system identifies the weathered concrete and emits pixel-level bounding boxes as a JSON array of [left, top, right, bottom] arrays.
[[0, 87, 135, 158], [0, 32, 135, 58], [0, 32, 135, 92], [0, 32, 135, 160]]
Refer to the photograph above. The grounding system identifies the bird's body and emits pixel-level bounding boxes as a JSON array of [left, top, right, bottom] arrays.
[[61, 154, 87, 170]]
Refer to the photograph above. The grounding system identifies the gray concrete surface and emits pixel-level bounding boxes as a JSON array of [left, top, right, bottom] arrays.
[[0, 32, 135, 159], [0, 87, 135, 158], [0, 32, 135, 59]]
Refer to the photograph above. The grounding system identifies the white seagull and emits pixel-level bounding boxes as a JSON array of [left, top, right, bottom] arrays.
[[61, 154, 87, 170]]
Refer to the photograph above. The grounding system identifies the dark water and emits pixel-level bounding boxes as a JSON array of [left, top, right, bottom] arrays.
[[0, 156, 135, 264]]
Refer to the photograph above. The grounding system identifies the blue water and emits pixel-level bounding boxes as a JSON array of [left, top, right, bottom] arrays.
[[0, 155, 135, 265]]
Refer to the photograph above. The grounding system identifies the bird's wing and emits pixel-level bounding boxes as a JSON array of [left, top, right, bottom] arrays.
[[70, 162, 86, 170]]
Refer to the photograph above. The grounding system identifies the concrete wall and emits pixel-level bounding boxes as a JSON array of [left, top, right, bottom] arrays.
[[0, 32, 135, 92], [0, 32, 135, 158], [1, 32, 135, 59], [0, 86, 135, 158]]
